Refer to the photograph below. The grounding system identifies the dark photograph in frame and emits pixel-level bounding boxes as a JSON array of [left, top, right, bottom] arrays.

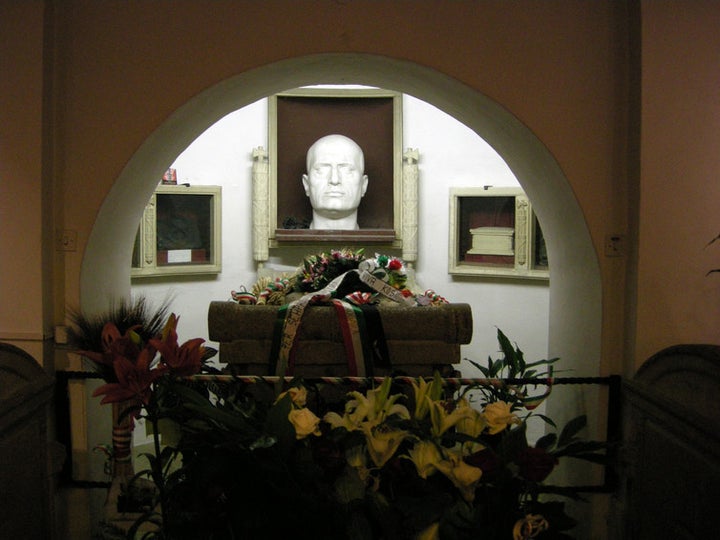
[[273, 91, 397, 233]]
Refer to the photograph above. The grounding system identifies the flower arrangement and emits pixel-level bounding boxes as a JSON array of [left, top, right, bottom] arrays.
[[233, 249, 447, 307], [75, 313, 215, 535], [78, 318, 608, 540], [296, 247, 368, 293]]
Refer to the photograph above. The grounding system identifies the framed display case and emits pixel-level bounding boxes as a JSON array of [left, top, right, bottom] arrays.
[[251, 87, 419, 264], [448, 187, 548, 279], [131, 184, 222, 278]]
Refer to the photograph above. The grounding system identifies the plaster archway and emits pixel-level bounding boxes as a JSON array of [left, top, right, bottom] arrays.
[[81, 53, 601, 381]]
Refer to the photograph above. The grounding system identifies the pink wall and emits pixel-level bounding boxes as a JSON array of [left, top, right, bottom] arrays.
[[638, 1, 720, 363], [54, 1, 626, 370]]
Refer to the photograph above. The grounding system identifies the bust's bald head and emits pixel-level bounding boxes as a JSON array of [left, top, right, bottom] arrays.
[[302, 134, 369, 230]]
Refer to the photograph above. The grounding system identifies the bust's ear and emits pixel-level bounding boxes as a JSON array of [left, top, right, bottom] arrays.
[[302, 174, 310, 196], [361, 174, 369, 196]]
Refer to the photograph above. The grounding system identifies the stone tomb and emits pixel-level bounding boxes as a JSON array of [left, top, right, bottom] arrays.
[[208, 301, 473, 377]]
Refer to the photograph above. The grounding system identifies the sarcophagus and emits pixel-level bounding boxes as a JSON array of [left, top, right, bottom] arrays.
[[207, 301, 473, 377]]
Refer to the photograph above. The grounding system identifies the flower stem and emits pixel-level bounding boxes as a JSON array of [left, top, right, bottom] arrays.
[[151, 413, 169, 536]]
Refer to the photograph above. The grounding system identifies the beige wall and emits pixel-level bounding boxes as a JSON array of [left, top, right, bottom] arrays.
[[0, 0, 48, 363], [1, 1, 718, 374]]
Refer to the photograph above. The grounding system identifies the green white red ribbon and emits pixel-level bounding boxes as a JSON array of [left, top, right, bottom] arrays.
[[270, 269, 413, 378]]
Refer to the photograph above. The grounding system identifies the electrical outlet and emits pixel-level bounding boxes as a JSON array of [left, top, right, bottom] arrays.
[[58, 229, 77, 251], [604, 234, 626, 257], [54, 325, 69, 345]]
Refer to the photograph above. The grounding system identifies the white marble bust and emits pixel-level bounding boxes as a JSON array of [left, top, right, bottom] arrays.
[[302, 134, 369, 230]]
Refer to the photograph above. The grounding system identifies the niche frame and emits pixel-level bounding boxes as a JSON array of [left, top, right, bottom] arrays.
[[131, 184, 222, 278], [448, 187, 548, 280], [251, 88, 419, 263]]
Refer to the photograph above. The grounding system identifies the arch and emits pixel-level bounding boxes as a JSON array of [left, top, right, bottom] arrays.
[[81, 53, 601, 379]]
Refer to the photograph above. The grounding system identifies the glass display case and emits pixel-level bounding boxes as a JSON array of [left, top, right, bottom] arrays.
[[131, 184, 221, 277], [448, 187, 548, 279]]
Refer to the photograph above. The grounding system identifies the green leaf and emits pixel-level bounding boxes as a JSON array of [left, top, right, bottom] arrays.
[[491, 358, 504, 376], [156, 417, 182, 447], [497, 421, 528, 462], [264, 393, 296, 455], [524, 356, 560, 369], [429, 370, 445, 401], [496, 329, 516, 370], [171, 382, 257, 432], [126, 510, 162, 539], [535, 484, 588, 502], [249, 433, 277, 450], [557, 414, 587, 447], [564, 452, 610, 465], [464, 358, 489, 376], [137, 452, 157, 469], [534, 414, 557, 428], [535, 432, 557, 450], [127, 468, 153, 487], [554, 439, 610, 461]]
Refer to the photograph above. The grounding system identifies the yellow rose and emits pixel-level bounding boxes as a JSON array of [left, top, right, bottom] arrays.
[[288, 407, 321, 439], [483, 401, 521, 435]]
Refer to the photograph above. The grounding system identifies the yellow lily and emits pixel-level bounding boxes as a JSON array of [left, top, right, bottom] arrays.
[[325, 377, 409, 431], [410, 372, 444, 420], [345, 444, 371, 484], [361, 422, 409, 468], [427, 397, 476, 438], [275, 385, 308, 407], [434, 450, 483, 503], [456, 400, 487, 439], [323, 410, 360, 431], [416, 522, 440, 540], [483, 401, 521, 435], [405, 439, 442, 479]]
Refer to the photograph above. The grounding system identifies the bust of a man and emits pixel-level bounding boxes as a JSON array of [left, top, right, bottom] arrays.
[[302, 134, 369, 230]]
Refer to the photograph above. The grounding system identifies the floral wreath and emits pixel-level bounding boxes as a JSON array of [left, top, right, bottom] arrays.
[[231, 248, 449, 307]]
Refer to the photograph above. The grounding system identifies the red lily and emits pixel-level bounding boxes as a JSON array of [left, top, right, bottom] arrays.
[[78, 322, 144, 374], [151, 313, 205, 377], [92, 345, 167, 409]]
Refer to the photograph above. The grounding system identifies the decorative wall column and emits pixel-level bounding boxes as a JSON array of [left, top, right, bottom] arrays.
[[402, 148, 419, 264], [252, 146, 269, 263]]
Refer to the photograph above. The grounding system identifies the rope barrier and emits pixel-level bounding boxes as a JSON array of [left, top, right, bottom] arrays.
[[57, 370, 614, 387]]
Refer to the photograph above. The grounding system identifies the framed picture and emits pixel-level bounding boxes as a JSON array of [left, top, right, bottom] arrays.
[[252, 88, 418, 259], [132, 184, 222, 277], [448, 187, 548, 279]]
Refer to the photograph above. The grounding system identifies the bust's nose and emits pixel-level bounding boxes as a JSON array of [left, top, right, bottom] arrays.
[[328, 166, 342, 185]]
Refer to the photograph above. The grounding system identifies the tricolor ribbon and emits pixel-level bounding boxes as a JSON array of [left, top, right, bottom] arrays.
[[269, 269, 412, 380]]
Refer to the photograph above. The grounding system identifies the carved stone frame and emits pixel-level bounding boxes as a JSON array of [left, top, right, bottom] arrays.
[[252, 88, 418, 263], [448, 187, 548, 279]]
